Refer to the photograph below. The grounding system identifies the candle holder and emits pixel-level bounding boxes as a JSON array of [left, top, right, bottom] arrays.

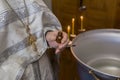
[[70, 34, 76, 41], [79, 29, 86, 33]]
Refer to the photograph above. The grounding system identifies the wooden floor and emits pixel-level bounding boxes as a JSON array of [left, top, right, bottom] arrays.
[[47, 48, 80, 80]]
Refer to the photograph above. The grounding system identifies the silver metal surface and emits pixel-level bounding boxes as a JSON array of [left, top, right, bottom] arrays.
[[71, 29, 120, 77]]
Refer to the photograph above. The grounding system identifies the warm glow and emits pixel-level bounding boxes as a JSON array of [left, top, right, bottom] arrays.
[[72, 18, 75, 22], [67, 25, 70, 39], [80, 16, 84, 30], [80, 16, 83, 20]]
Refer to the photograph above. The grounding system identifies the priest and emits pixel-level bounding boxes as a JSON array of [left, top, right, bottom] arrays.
[[0, 0, 69, 80]]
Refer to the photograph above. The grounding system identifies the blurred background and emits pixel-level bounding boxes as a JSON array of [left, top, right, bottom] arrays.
[[44, 0, 120, 80]]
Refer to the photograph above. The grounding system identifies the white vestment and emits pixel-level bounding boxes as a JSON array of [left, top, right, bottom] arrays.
[[0, 0, 61, 80]]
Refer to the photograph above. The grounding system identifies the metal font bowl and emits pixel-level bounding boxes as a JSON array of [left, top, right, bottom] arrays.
[[71, 29, 120, 80]]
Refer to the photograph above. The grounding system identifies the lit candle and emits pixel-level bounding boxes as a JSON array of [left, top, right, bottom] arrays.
[[80, 16, 83, 30], [67, 25, 70, 39], [72, 18, 75, 35]]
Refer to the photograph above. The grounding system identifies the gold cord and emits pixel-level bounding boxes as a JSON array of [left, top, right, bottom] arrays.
[[23, 0, 38, 51], [5, 0, 38, 52]]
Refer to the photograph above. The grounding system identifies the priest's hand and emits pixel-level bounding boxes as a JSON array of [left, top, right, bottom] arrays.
[[45, 31, 69, 54]]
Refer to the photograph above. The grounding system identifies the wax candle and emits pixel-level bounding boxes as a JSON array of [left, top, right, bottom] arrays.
[[72, 18, 75, 35], [80, 16, 83, 30], [67, 25, 70, 39]]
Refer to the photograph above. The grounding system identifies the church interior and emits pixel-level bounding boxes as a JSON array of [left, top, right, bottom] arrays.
[[44, 0, 120, 80]]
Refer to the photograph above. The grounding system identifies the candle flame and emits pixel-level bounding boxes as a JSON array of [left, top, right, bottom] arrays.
[[72, 18, 75, 22], [80, 16, 83, 19], [67, 25, 70, 39], [67, 25, 70, 31]]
